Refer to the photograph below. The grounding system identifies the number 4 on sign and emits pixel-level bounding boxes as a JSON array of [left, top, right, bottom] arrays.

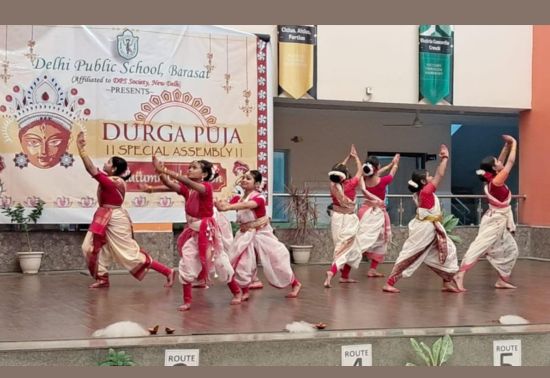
[[341, 344, 372, 366]]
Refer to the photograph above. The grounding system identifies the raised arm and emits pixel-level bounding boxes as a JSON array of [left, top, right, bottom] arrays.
[[493, 135, 517, 186], [216, 200, 258, 212], [350, 144, 362, 179], [431, 145, 449, 188], [388, 153, 400, 176], [139, 173, 180, 193], [76, 132, 99, 177], [152, 155, 206, 193], [497, 137, 512, 164]]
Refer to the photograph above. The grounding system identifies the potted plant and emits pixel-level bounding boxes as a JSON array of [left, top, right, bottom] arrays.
[[441, 212, 462, 244], [1, 199, 45, 274], [406, 335, 454, 366], [284, 184, 318, 264]]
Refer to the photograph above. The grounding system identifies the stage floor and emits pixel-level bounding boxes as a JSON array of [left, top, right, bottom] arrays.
[[1, 260, 549, 343]]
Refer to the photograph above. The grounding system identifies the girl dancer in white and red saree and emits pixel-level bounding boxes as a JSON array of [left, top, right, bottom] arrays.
[[455, 135, 519, 291], [357, 154, 400, 278], [324, 145, 363, 288], [151, 156, 241, 311], [383, 145, 460, 293], [215, 170, 302, 300], [77, 132, 176, 289]]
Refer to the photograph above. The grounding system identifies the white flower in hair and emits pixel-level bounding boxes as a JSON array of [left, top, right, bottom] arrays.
[[328, 170, 346, 182], [408, 179, 419, 188], [476, 169, 486, 176], [211, 164, 219, 176], [363, 162, 374, 176]]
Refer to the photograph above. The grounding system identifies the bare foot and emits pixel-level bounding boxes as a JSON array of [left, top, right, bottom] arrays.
[[367, 269, 384, 278], [177, 303, 191, 312], [242, 292, 250, 301], [323, 271, 334, 288], [339, 278, 359, 283], [495, 279, 517, 289], [286, 282, 302, 298], [89, 280, 109, 289], [230, 293, 242, 305], [382, 284, 400, 293], [442, 281, 461, 293], [249, 281, 264, 290], [454, 272, 466, 292], [164, 269, 177, 288]]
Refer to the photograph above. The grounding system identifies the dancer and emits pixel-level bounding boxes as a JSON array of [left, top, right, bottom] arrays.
[[455, 135, 519, 291], [356, 153, 400, 277], [383, 144, 459, 293], [324, 145, 363, 288], [150, 156, 241, 311], [77, 132, 176, 289], [215, 170, 302, 300]]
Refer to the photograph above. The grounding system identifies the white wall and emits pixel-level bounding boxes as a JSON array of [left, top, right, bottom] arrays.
[[224, 25, 532, 108]]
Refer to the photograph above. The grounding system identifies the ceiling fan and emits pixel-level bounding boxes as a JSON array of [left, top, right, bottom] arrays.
[[383, 110, 425, 128]]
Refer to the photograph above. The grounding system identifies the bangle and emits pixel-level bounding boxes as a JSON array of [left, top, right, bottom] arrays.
[[79, 150, 88, 158]]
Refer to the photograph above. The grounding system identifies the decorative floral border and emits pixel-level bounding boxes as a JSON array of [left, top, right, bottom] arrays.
[[256, 39, 269, 201]]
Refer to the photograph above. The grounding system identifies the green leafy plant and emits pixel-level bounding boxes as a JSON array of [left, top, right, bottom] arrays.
[[442, 213, 462, 244], [1, 200, 44, 252], [406, 335, 454, 366], [284, 184, 318, 245], [98, 348, 135, 366]]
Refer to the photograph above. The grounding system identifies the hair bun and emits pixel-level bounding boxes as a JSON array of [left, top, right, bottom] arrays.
[[362, 162, 374, 176], [329, 170, 346, 183]]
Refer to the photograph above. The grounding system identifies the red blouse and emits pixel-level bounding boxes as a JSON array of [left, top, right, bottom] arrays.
[[179, 182, 214, 218], [365, 175, 393, 200], [93, 171, 125, 206], [418, 182, 436, 209], [331, 176, 359, 206], [230, 193, 266, 218], [488, 181, 510, 202]]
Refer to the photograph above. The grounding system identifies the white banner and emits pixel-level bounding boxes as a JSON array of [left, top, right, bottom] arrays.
[[0, 25, 271, 223]]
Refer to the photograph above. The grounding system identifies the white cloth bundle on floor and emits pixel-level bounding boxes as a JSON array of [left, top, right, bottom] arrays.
[[92, 321, 149, 338]]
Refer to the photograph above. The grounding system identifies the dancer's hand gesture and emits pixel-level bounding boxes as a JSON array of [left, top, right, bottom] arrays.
[[392, 153, 400, 165], [439, 144, 449, 159], [152, 155, 164, 173], [76, 131, 86, 150], [350, 144, 359, 158], [502, 135, 516, 144]]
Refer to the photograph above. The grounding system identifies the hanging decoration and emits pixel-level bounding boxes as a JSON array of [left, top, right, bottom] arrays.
[[222, 35, 232, 93], [239, 37, 254, 117], [204, 33, 214, 74], [24, 25, 38, 64], [0, 26, 11, 84]]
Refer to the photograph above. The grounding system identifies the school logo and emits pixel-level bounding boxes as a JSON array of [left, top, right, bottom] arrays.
[[117, 29, 139, 60]]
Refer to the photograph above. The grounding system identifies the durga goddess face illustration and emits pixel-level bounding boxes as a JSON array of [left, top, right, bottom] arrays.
[[1, 74, 91, 169], [19, 118, 71, 168]]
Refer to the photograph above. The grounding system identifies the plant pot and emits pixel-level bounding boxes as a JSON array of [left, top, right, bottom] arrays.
[[290, 245, 313, 264], [16, 251, 44, 274]]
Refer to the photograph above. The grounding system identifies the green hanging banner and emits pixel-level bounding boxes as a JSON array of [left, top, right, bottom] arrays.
[[419, 25, 454, 105]]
